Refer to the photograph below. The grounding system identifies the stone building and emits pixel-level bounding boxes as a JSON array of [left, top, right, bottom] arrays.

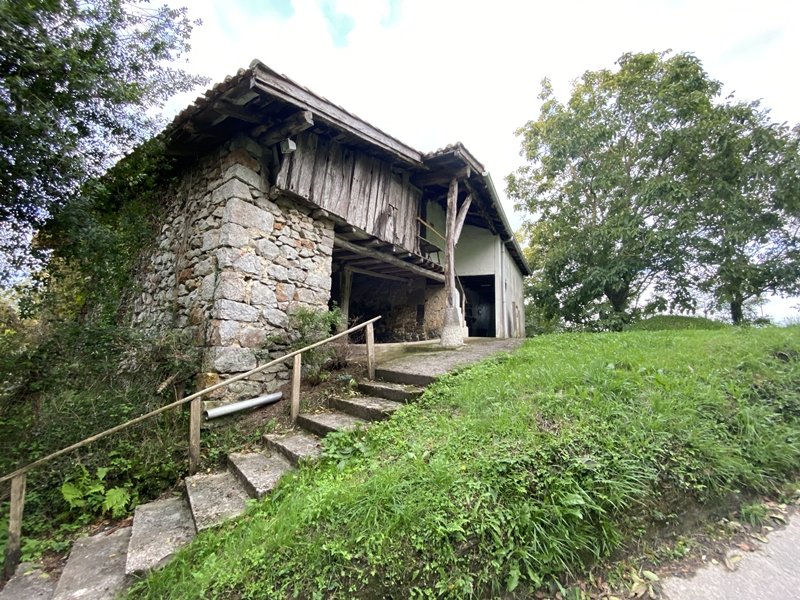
[[131, 60, 529, 399]]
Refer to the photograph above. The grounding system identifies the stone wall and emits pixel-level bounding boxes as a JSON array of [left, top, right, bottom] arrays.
[[131, 134, 334, 401]]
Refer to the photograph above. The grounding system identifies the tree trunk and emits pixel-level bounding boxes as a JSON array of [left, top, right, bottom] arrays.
[[730, 297, 744, 325]]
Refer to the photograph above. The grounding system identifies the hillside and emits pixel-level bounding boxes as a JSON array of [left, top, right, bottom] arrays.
[[128, 327, 800, 598]]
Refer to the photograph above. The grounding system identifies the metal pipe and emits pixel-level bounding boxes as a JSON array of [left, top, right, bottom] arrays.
[[204, 392, 283, 420]]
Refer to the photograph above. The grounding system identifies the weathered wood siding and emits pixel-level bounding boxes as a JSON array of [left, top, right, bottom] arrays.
[[275, 132, 421, 252]]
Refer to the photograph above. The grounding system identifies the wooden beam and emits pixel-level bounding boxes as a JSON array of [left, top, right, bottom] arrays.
[[414, 166, 471, 188], [291, 354, 302, 423], [346, 266, 407, 282], [334, 238, 445, 282], [212, 99, 264, 124], [453, 194, 473, 244], [340, 267, 352, 329], [365, 322, 376, 380], [259, 110, 315, 147]]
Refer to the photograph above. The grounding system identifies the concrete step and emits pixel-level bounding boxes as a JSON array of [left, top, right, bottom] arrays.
[[329, 396, 403, 421], [228, 452, 292, 499], [0, 562, 55, 600], [374, 367, 436, 387], [51, 527, 130, 600], [358, 380, 424, 402], [264, 431, 323, 466], [296, 411, 367, 437], [185, 471, 249, 531], [125, 496, 196, 576]]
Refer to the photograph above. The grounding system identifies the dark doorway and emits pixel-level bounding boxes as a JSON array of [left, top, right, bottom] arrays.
[[461, 275, 495, 337]]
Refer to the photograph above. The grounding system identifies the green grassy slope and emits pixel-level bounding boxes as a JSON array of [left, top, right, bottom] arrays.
[[128, 327, 800, 599]]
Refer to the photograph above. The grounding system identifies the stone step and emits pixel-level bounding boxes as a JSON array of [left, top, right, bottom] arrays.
[[185, 471, 250, 531], [329, 396, 403, 421], [125, 496, 196, 576], [264, 431, 323, 466], [374, 367, 436, 387], [0, 562, 55, 600], [296, 411, 367, 437], [228, 452, 292, 499], [358, 380, 424, 403], [52, 527, 131, 600]]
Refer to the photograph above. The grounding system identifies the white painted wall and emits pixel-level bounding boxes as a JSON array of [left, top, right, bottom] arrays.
[[422, 199, 527, 338]]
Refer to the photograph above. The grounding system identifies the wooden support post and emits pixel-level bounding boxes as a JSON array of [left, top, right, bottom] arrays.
[[291, 354, 302, 423], [444, 177, 458, 308], [340, 267, 352, 330], [189, 396, 202, 475], [366, 322, 376, 380], [4, 473, 26, 578]]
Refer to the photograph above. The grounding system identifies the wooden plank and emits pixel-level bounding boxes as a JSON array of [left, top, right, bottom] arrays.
[[366, 322, 376, 380], [348, 155, 371, 230], [319, 139, 344, 217], [334, 237, 445, 282], [189, 397, 202, 475], [251, 67, 423, 166], [275, 148, 293, 189], [291, 354, 302, 423], [309, 134, 332, 202], [295, 132, 319, 199], [3, 473, 26, 578], [337, 147, 355, 218]]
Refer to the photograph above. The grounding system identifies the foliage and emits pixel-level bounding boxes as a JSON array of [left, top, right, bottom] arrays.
[[692, 101, 800, 323], [61, 465, 132, 519], [127, 326, 800, 598], [626, 314, 728, 331], [0, 0, 206, 283], [286, 306, 345, 383], [509, 51, 800, 329]]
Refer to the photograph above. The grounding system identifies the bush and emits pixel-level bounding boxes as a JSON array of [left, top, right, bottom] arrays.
[[286, 306, 345, 383]]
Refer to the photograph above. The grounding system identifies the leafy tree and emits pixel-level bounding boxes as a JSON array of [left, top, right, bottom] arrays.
[[692, 102, 800, 323], [509, 51, 800, 329], [0, 0, 206, 285]]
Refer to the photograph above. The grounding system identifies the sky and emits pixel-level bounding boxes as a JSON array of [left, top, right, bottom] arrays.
[[162, 0, 800, 321]]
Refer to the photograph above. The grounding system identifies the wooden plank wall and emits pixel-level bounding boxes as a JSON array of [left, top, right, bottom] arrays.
[[275, 132, 421, 252]]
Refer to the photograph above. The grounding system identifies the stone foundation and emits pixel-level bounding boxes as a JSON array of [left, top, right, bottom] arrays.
[[131, 135, 334, 401]]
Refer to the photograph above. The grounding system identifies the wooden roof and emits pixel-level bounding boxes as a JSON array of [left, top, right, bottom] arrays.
[[161, 60, 530, 276]]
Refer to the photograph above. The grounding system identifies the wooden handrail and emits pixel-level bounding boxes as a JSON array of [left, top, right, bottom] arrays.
[[0, 315, 381, 485], [2, 314, 380, 577]]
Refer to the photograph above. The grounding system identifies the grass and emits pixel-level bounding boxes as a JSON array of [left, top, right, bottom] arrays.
[[127, 327, 800, 599], [626, 314, 728, 331]]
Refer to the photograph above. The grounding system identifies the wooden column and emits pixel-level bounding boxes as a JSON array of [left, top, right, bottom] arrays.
[[3, 473, 26, 578], [340, 267, 352, 330], [444, 177, 458, 308], [188, 397, 202, 475], [291, 354, 302, 423], [365, 322, 376, 380]]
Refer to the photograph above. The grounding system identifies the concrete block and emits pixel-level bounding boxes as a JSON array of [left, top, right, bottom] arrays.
[[228, 452, 292, 499], [264, 431, 323, 466], [125, 497, 195, 576], [185, 471, 249, 531], [52, 527, 131, 600], [296, 411, 367, 437]]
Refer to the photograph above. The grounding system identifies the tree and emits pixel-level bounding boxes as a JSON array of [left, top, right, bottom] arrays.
[[508, 52, 716, 329], [692, 102, 800, 324], [0, 0, 206, 285], [508, 51, 800, 328]]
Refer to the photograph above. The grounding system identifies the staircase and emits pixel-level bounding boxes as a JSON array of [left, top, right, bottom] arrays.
[[0, 374, 424, 600]]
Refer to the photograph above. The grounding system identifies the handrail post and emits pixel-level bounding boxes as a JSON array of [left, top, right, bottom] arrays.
[[366, 322, 376, 380], [4, 472, 26, 578], [189, 396, 202, 475], [291, 354, 302, 423]]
